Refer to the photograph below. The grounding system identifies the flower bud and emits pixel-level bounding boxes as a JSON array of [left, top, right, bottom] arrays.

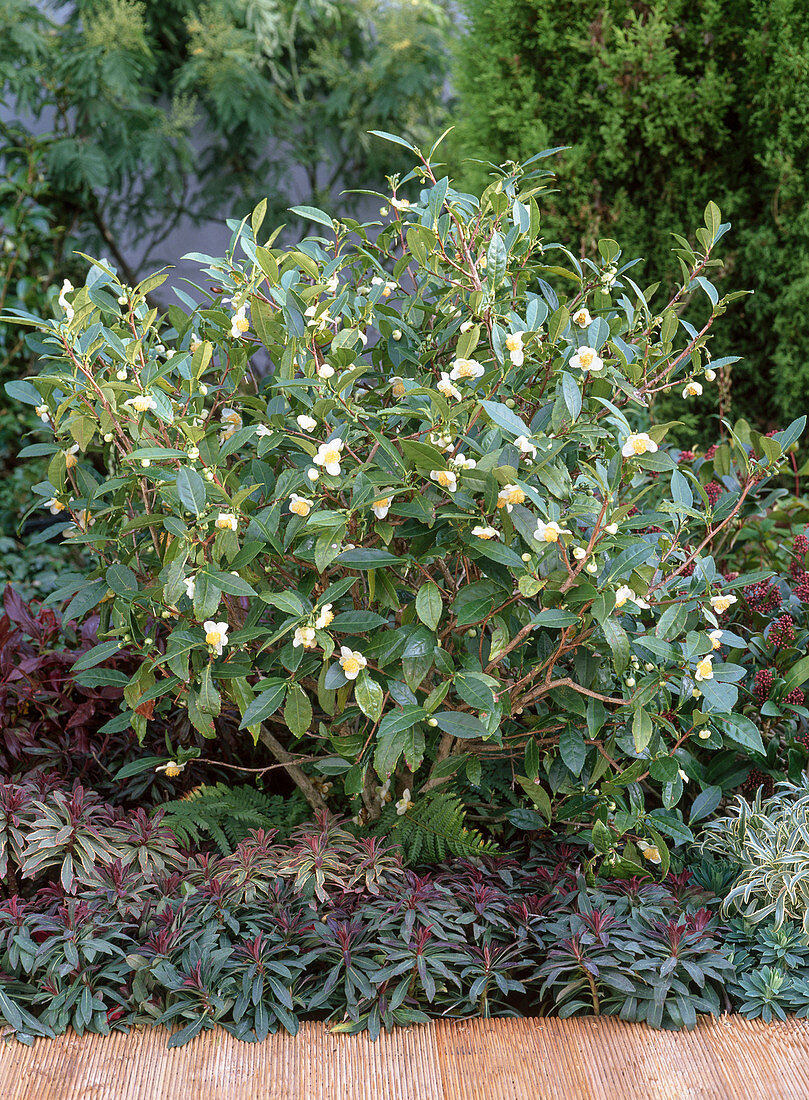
[[625, 676, 636, 687], [428, 718, 438, 727], [103, 432, 114, 442], [141, 459, 151, 468], [505, 398, 516, 408], [199, 384, 208, 395], [205, 470, 215, 481], [521, 552, 531, 562], [392, 329, 402, 341], [307, 468, 319, 481]]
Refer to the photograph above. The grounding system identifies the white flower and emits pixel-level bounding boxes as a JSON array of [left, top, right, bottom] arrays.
[[313, 438, 344, 476], [295, 414, 317, 433], [570, 346, 603, 373], [460, 320, 474, 333], [621, 433, 658, 458], [230, 304, 250, 340], [189, 333, 201, 351], [395, 788, 414, 815], [392, 329, 402, 341], [637, 839, 661, 864], [371, 276, 397, 298], [472, 525, 499, 540], [116, 368, 128, 381], [125, 395, 158, 413], [44, 497, 65, 515], [255, 424, 273, 438], [614, 585, 649, 610], [215, 512, 238, 531], [293, 625, 317, 649], [678, 768, 690, 784], [585, 559, 599, 573], [514, 435, 538, 460], [184, 577, 196, 599], [695, 655, 714, 682], [496, 484, 526, 513], [35, 404, 49, 423], [325, 273, 339, 294], [605, 522, 619, 535], [289, 494, 313, 517], [307, 468, 319, 482], [430, 469, 458, 493], [203, 620, 229, 656], [683, 381, 703, 398], [534, 520, 571, 543], [315, 603, 334, 630], [710, 593, 737, 614], [391, 376, 406, 398], [58, 279, 75, 321], [316, 361, 335, 379], [452, 452, 477, 470], [705, 368, 717, 382], [338, 645, 367, 680], [390, 197, 411, 212], [372, 497, 391, 519], [437, 372, 462, 401], [155, 760, 185, 777], [708, 629, 724, 651], [572, 546, 587, 561], [63, 444, 80, 469], [601, 267, 618, 290], [572, 307, 592, 329], [220, 407, 243, 442], [505, 331, 524, 366], [449, 357, 485, 381], [187, 447, 200, 461]]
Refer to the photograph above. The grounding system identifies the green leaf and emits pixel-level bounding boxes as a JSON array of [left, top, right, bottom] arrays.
[[72, 640, 122, 671], [434, 711, 487, 739], [632, 706, 653, 753], [330, 611, 388, 632], [602, 616, 630, 674], [783, 655, 809, 696], [415, 582, 442, 631], [337, 548, 406, 569], [355, 671, 384, 723], [547, 305, 570, 344], [374, 706, 426, 777], [516, 775, 551, 822], [198, 665, 221, 716], [239, 680, 287, 728], [455, 672, 496, 712], [288, 205, 334, 229], [487, 231, 507, 287], [176, 467, 206, 516], [690, 785, 722, 825], [559, 727, 587, 775], [532, 608, 579, 628], [106, 563, 138, 599], [284, 683, 312, 737], [478, 399, 530, 438]]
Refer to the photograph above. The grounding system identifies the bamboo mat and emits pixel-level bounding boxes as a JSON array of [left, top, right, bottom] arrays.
[[1, 1015, 808, 1099]]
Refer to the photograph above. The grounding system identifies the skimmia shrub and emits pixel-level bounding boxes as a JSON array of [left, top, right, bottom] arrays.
[[5, 134, 807, 869]]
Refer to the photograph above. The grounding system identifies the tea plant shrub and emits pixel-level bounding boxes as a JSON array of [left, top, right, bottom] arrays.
[[450, 0, 809, 429], [7, 135, 806, 870]]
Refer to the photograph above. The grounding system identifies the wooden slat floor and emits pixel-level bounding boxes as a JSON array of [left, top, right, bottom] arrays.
[[1, 1015, 808, 1100]]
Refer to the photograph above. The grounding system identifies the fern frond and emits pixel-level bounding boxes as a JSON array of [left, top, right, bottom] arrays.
[[157, 783, 309, 854], [378, 791, 497, 864]]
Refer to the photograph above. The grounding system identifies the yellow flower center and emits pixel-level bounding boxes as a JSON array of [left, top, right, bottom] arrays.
[[455, 360, 476, 378], [579, 349, 595, 368], [642, 847, 660, 862], [52, 500, 66, 512], [436, 472, 452, 487], [235, 316, 249, 333], [164, 764, 182, 777], [205, 630, 222, 647], [341, 656, 360, 676], [319, 610, 334, 628], [393, 382, 406, 397], [64, 451, 78, 468], [507, 487, 525, 505], [374, 498, 391, 510], [323, 446, 340, 465], [714, 597, 731, 612], [696, 657, 713, 679], [290, 499, 310, 516], [543, 527, 559, 543], [632, 437, 649, 455], [505, 334, 521, 351]]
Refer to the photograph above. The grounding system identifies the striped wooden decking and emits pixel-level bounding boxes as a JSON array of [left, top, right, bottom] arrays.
[[1, 1015, 807, 1099]]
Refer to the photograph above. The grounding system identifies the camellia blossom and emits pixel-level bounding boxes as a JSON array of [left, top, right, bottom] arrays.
[[289, 494, 312, 517], [391, 376, 407, 398], [622, 433, 658, 458], [570, 346, 603, 373], [203, 620, 229, 656], [313, 438, 344, 476], [437, 372, 462, 401], [695, 655, 714, 682], [497, 484, 525, 513], [452, 452, 477, 470], [705, 368, 717, 382], [430, 430, 454, 452], [430, 469, 458, 493], [514, 435, 538, 460], [296, 414, 317, 432], [58, 279, 75, 321], [220, 407, 243, 442], [255, 424, 272, 438], [63, 444, 80, 469], [315, 603, 334, 630], [614, 585, 650, 610], [534, 520, 571, 543], [125, 395, 158, 414], [472, 525, 499, 540], [215, 512, 238, 531], [184, 577, 196, 600], [390, 197, 411, 212], [156, 761, 185, 777], [396, 788, 414, 815], [505, 331, 524, 366], [572, 307, 592, 329], [710, 593, 738, 614], [44, 497, 65, 515], [449, 357, 485, 382], [683, 381, 703, 398], [572, 546, 587, 560], [338, 646, 367, 680], [371, 276, 397, 298], [605, 522, 619, 535], [293, 625, 317, 649], [708, 629, 724, 650], [637, 840, 661, 864], [230, 305, 250, 339], [372, 497, 391, 519], [316, 361, 335, 379]]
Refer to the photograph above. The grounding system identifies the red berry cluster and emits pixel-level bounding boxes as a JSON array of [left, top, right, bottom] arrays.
[[793, 533, 809, 561], [704, 481, 723, 506], [793, 573, 809, 602], [678, 450, 695, 463], [744, 581, 782, 613], [786, 688, 806, 707], [797, 729, 809, 750], [769, 614, 796, 649], [724, 571, 739, 582], [754, 668, 774, 701], [741, 769, 775, 798], [681, 560, 696, 577], [704, 444, 718, 460]]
